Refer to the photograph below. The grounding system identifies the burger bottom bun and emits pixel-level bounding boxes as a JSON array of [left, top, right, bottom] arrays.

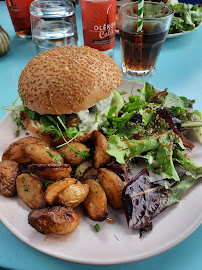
[[20, 111, 93, 146]]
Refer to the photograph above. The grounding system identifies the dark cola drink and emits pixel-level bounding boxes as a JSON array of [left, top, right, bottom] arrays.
[[119, 21, 168, 76], [119, 22, 168, 75]]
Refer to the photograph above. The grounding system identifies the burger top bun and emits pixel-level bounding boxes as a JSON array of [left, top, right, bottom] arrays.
[[18, 46, 122, 115]]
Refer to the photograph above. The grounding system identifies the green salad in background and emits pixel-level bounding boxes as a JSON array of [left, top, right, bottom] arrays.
[[169, 2, 202, 34]]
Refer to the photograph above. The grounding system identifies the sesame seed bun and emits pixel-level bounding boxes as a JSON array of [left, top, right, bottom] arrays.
[[18, 46, 122, 115]]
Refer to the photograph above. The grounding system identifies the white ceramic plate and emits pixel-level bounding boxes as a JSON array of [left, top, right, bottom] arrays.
[[0, 82, 202, 265]]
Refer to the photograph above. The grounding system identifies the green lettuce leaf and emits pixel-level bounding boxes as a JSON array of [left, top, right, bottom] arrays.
[[123, 82, 155, 113], [156, 145, 180, 181], [164, 93, 188, 114], [123, 95, 145, 113], [116, 124, 143, 138], [111, 89, 124, 113], [167, 167, 202, 205], [139, 108, 155, 126], [2, 104, 25, 111], [173, 149, 199, 170], [128, 137, 159, 156], [139, 82, 156, 102], [26, 109, 41, 121], [106, 135, 129, 164]]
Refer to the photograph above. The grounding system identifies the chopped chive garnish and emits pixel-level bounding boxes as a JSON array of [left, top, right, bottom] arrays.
[[42, 181, 52, 189], [47, 151, 55, 157], [95, 179, 100, 183], [56, 155, 61, 164], [94, 224, 100, 232], [22, 176, 25, 182], [24, 188, 28, 191]]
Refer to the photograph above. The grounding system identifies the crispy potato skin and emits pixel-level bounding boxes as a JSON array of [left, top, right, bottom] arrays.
[[27, 163, 72, 180], [83, 179, 108, 221], [2, 136, 49, 163], [58, 142, 89, 167], [25, 143, 64, 164], [28, 206, 80, 235], [97, 168, 125, 210], [45, 178, 76, 205], [74, 160, 92, 179], [16, 173, 45, 209], [0, 160, 20, 197], [81, 166, 98, 181], [93, 131, 111, 168], [57, 181, 89, 208]]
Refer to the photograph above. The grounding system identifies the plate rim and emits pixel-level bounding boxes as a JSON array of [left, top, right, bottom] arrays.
[[1, 206, 202, 265]]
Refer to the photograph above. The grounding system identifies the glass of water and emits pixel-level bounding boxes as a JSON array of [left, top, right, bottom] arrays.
[[30, 0, 78, 54]]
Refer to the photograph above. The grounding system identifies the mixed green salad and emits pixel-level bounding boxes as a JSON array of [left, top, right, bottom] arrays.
[[169, 2, 202, 34], [102, 81, 202, 233]]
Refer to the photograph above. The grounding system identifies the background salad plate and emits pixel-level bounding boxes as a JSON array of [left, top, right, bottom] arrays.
[[167, 23, 201, 38], [116, 23, 201, 37]]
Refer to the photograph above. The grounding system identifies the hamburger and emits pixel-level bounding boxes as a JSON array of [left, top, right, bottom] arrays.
[[18, 46, 123, 145]]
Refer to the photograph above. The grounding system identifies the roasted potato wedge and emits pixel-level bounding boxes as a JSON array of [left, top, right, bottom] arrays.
[[57, 180, 89, 208], [83, 179, 108, 221], [93, 130, 111, 168], [28, 206, 79, 235], [16, 173, 45, 209], [45, 178, 76, 205], [58, 142, 89, 167], [27, 163, 72, 180], [0, 160, 20, 197], [74, 160, 92, 179], [25, 143, 64, 164], [81, 166, 98, 181], [97, 168, 125, 210], [2, 136, 50, 163]]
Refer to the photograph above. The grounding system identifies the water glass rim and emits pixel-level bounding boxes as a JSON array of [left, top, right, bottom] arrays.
[[30, 0, 75, 15], [31, 0, 73, 3], [118, 1, 174, 21], [30, 0, 74, 9]]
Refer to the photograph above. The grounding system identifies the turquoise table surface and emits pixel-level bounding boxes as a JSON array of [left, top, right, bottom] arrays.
[[0, 2, 202, 270]]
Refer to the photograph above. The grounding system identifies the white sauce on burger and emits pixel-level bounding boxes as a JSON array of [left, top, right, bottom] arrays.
[[77, 93, 114, 133]]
